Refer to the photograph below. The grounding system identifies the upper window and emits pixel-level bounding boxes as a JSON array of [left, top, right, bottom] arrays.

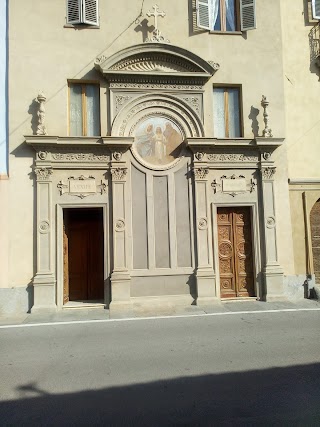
[[312, 0, 320, 19], [67, 0, 99, 26], [213, 87, 242, 138], [69, 83, 100, 136], [196, 0, 256, 32]]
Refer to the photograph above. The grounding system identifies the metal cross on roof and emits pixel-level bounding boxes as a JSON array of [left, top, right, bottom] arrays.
[[146, 4, 166, 31]]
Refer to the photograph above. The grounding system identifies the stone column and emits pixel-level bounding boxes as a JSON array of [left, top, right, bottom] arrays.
[[260, 165, 285, 301], [193, 165, 217, 305], [32, 166, 56, 312], [109, 153, 132, 315]]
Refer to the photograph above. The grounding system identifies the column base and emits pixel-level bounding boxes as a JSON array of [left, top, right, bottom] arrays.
[[110, 269, 131, 301], [195, 268, 216, 300], [31, 274, 57, 313], [262, 264, 287, 302]]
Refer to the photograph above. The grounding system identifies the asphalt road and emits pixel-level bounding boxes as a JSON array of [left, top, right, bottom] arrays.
[[1, 310, 320, 426]]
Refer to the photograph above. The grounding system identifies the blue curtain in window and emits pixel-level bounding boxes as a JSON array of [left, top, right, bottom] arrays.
[[211, 0, 220, 30], [225, 0, 236, 31]]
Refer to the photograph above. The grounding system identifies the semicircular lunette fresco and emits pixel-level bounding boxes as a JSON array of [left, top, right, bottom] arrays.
[[133, 117, 184, 167]]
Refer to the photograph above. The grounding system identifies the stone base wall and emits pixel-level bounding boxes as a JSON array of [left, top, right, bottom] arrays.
[[0, 286, 33, 316], [283, 275, 314, 301]]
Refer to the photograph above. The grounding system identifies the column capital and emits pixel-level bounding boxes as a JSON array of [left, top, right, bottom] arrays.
[[34, 167, 53, 182], [261, 166, 276, 181], [192, 167, 209, 181], [111, 167, 128, 182]]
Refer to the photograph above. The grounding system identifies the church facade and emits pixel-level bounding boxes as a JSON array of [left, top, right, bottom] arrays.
[[1, 0, 319, 315]]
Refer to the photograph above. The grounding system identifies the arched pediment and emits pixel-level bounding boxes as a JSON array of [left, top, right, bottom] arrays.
[[95, 43, 219, 80]]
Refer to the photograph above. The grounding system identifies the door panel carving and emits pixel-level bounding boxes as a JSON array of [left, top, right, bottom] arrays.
[[218, 207, 255, 298], [310, 199, 320, 284]]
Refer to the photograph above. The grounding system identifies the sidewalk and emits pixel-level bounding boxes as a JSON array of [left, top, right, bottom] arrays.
[[0, 298, 319, 327]]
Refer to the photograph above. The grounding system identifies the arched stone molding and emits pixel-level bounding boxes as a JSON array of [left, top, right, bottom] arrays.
[[95, 43, 219, 79], [111, 93, 204, 138]]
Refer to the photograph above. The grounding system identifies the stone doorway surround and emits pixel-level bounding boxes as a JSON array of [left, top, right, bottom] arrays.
[[187, 137, 286, 303], [25, 136, 133, 313]]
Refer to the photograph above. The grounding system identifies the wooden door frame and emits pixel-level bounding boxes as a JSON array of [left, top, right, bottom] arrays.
[[211, 202, 261, 300], [56, 203, 109, 309]]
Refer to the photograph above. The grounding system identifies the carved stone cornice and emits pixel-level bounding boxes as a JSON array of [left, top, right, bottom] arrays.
[[187, 137, 284, 168], [34, 167, 53, 182], [111, 167, 128, 182], [109, 82, 203, 91], [207, 153, 258, 163], [187, 137, 284, 150], [95, 43, 218, 83], [25, 136, 133, 167], [102, 137, 133, 151]]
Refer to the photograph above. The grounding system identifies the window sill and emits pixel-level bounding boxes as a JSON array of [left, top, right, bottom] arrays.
[[209, 30, 243, 35], [64, 24, 100, 29]]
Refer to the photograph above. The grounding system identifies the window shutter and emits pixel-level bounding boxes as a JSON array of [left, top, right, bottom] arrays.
[[196, 0, 211, 30], [83, 0, 99, 26], [67, 0, 82, 24], [240, 0, 256, 31], [312, 0, 320, 19]]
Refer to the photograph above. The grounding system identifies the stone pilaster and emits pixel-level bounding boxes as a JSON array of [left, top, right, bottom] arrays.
[[32, 166, 56, 312], [260, 165, 285, 301], [109, 152, 132, 315], [192, 165, 217, 305]]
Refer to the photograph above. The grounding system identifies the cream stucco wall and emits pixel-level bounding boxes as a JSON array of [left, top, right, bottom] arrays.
[[281, 0, 320, 275], [281, 0, 320, 179], [5, 0, 297, 297]]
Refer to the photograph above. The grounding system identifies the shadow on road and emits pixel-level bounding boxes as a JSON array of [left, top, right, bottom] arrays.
[[1, 363, 320, 425]]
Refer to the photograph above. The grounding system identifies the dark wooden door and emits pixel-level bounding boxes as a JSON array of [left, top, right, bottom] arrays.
[[310, 199, 320, 284], [217, 207, 255, 298], [64, 208, 104, 302]]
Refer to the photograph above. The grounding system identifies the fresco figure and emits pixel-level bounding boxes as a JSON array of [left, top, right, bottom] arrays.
[[153, 126, 167, 162], [136, 124, 154, 158], [134, 117, 183, 166]]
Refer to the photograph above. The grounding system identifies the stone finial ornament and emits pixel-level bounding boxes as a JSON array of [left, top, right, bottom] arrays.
[[36, 91, 48, 135], [261, 95, 273, 138], [146, 4, 170, 43]]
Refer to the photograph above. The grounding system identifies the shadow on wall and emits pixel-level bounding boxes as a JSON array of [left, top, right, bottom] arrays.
[[27, 283, 34, 313], [1, 363, 320, 424], [248, 106, 260, 137], [134, 18, 155, 43], [27, 99, 39, 136]]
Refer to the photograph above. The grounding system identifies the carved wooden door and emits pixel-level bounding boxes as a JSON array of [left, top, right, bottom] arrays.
[[310, 199, 320, 284], [217, 207, 255, 298], [63, 224, 69, 304]]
